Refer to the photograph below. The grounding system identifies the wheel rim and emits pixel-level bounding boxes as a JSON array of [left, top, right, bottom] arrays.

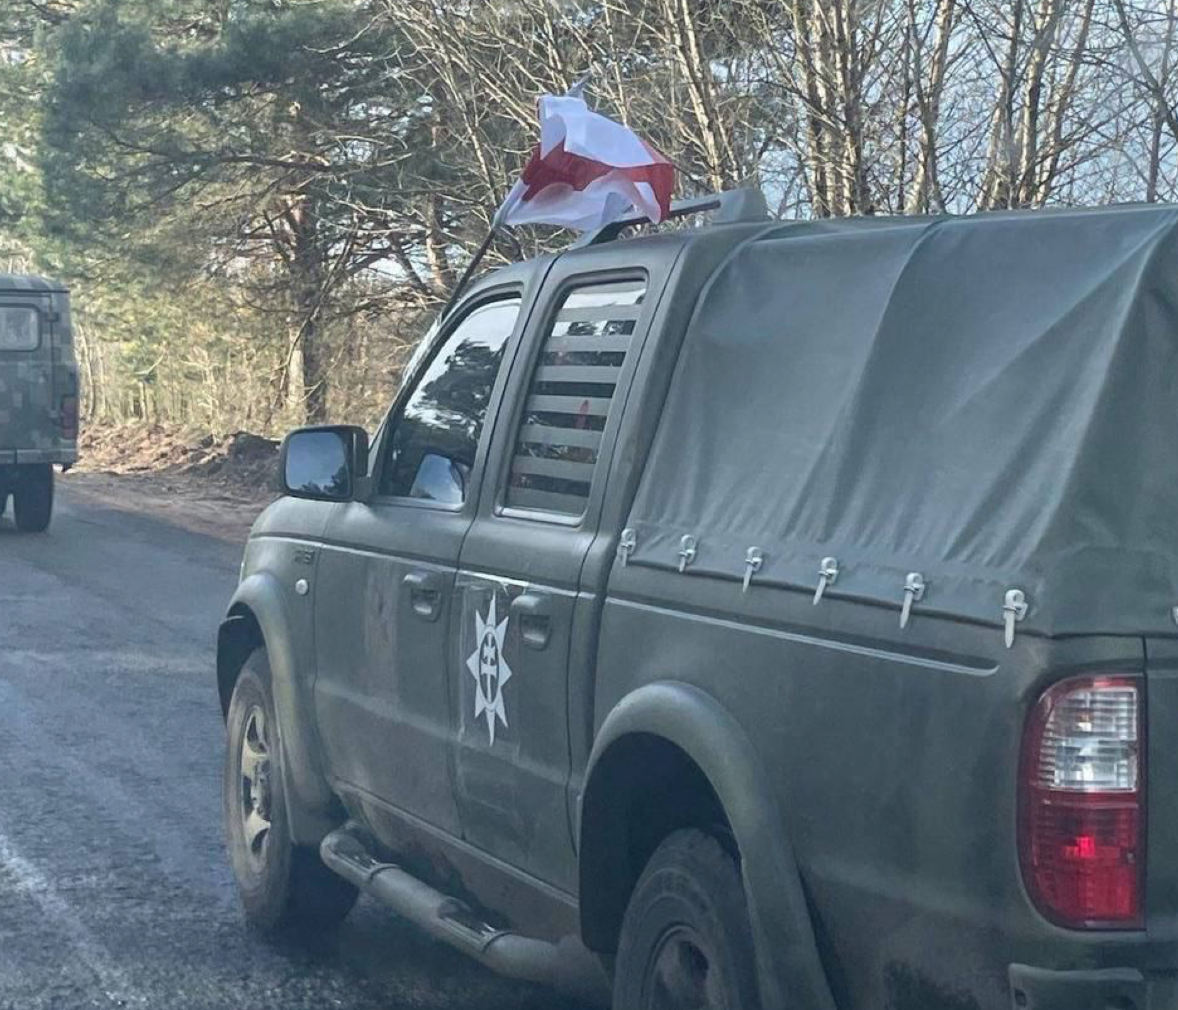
[[238, 705, 273, 869], [646, 926, 724, 1010]]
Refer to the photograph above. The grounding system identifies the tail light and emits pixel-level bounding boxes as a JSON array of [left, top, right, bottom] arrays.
[[1020, 675, 1144, 928], [59, 395, 78, 440]]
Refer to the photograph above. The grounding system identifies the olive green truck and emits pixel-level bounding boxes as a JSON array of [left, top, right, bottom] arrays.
[[0, 273, 78, 532], [217, 193, 1178, 1010]]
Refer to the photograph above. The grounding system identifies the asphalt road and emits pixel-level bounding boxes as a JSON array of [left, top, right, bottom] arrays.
[[0, 479, 577, 1010]]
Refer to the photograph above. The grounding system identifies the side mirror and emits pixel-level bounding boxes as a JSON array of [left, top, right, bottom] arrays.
[[279, 425, 369, 502]]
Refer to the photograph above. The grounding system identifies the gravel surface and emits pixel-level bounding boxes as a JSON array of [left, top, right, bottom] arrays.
[[0, 476, 583, 1010]]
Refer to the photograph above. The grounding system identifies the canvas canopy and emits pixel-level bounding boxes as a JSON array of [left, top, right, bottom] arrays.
[[625, 204, 1178, 637]]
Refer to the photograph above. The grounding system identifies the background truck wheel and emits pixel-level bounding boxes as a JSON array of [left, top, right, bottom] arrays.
[[223, 649, 357, 933], [613, 829, 762, 1010], [13, 464, 53, 533]]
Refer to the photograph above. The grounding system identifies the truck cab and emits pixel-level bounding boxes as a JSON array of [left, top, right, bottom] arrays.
[[0, 274, 79, 532]]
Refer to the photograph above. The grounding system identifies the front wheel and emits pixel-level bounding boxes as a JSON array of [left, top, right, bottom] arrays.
[[613, 829, 762, 1010], [13, 464, 53, 532], [223, 649, 357, 933]]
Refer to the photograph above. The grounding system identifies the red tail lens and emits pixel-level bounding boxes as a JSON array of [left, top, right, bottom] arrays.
[[59, 395, 78, 440], [1020, 675, 1144, 928]]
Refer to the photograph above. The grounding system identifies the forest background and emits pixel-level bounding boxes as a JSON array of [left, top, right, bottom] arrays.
[[3, 0, 1178, 436]]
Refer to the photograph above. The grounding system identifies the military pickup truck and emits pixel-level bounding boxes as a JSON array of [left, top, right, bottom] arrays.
[[0, 274, 78, 532], [217, 192, 1178, 1010]]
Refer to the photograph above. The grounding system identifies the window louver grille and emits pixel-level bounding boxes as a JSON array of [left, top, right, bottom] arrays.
[[506, 279, 646, 516]]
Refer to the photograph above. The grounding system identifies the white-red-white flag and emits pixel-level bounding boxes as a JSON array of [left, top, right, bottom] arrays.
[[494, 93, 674, 232]]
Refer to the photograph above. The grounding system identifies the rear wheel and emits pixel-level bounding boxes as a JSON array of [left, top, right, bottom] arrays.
[[613, 829, 762, 1010], [223, 649, 357, 933], [13, 464, 53, 533]]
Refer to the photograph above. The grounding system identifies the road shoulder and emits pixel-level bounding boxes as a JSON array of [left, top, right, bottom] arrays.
[[60, 471, 268, 545]]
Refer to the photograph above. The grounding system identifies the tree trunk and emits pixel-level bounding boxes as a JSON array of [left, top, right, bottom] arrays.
[[301, 314, 327, 424], [895, 3, 913, 213], [1034, 0, 1095, 206], [1147, 0, 1178, 201], [792, 0, 834, 215], [830, 0, 867, 213], [76, 319, 98, 422], [981, 0, 1024, 209], [662, 0, 737, 191], [425, 191, 453, 297], [285, 333, 306, 417], [286, 194, 329, 424], [908, 0, 958, 213], [1014, 0, 1063, 207]]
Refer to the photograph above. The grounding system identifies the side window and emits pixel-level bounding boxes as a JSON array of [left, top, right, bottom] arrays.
[[505, 278, 646, 517], [381, 297, 521, 503], [0, 306, 40, 351]]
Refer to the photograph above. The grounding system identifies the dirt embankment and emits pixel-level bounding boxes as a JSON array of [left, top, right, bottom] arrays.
[[77, 424, 280, 502], [63, 424, 281, 542]]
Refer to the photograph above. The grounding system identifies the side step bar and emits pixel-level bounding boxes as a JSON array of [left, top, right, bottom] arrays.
[[320, 824, 609, 1004]]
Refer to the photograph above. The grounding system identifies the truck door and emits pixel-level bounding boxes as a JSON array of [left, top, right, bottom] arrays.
[[451, 252, 671, 891], [312, 286, 527, 837], [0, 292, 56, 456]]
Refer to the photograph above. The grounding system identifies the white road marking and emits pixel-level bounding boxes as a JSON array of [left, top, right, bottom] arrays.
[[0, 832, 144, 1006]]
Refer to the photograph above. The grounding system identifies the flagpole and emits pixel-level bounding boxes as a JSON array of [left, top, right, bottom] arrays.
[[440, 225, 499, 322]]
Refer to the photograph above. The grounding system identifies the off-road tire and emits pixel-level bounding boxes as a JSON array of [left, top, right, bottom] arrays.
[[13, 465, 53, 533], [613, 829, 762, 1010], [223, 649, 357, 933]]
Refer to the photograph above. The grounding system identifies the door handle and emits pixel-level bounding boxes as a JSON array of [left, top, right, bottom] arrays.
[[511, 592, 552, 650], [403, 570, 444, 622]]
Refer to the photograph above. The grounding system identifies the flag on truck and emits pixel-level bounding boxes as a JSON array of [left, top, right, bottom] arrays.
[[494, 91, 674, 232]]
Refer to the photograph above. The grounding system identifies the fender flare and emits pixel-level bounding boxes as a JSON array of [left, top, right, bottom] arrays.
[[580, 680, 837, 1010], [217, 572, 339, 845]]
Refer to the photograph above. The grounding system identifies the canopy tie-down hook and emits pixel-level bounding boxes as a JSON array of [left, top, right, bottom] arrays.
[[813, 557, 840, 605], [618, 528, 637, 567], [742, 547, 764, 592], [1004, 589, 1028, 648], [900, 572, 926, 629]]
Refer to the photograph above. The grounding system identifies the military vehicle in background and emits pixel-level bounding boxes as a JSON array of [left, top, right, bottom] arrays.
[[0, 274, 79, 532]]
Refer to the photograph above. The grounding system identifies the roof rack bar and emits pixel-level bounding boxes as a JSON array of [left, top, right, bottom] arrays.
[[572, 188, 769, 248]]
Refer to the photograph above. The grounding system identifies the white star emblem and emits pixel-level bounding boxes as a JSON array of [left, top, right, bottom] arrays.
[[466, 595, 512, 745]]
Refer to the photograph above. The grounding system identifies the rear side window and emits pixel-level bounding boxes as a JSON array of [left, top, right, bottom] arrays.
[[381, 297, 521, 503], [505, 278, 646, 517], [0, 306, 39, 351]]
